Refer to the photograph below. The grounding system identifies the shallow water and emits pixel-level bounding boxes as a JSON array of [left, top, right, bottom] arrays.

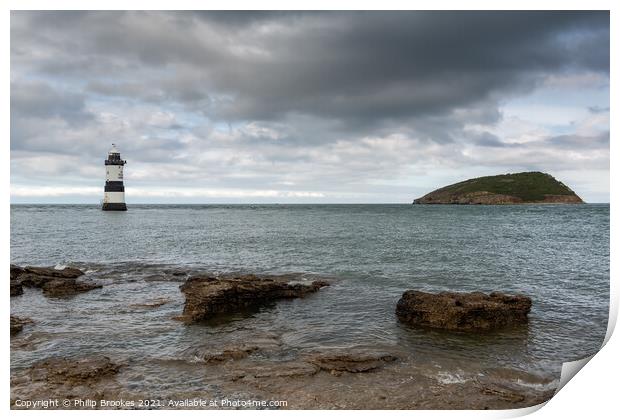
[[10, 204, 609, 394]]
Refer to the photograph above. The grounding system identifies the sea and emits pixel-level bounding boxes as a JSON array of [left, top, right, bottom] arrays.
[[10, 203, 610, 396]]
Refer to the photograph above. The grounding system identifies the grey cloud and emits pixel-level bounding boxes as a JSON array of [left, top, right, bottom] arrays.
[[9, 11, 610, 202], [10, 81, 91, 123], [588, 105, 610, 114], [470, 131, 508, 148], [12, 11, 609, 127], [545, 131, 609, 149]]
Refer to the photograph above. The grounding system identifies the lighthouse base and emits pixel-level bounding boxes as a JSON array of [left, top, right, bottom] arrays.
[[102, 202, 127, 211]]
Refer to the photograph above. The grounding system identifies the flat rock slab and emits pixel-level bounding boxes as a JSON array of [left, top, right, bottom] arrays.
[[304, 349, 398, 375], [10, 356, 124, 408], [396, 290, 531, 332], [231, 348, 398, 382], [178, 274, 329, 323], [10, 265, 101, 297], [26, 356, 121, 386]]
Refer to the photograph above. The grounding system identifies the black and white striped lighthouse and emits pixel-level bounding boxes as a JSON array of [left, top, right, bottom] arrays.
[[102, 144, 127, 211]]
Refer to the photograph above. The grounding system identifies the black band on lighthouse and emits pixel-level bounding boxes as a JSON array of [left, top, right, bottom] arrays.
[[104, 182, 125, 192], [105, 158, 126, 165], [102, 202, 127, 211]]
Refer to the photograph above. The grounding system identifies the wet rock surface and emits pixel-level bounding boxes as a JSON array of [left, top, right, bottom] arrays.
[[220, 347, 554, 409], [304, 349, 398, 375], [11, 280, 24, 297], [10, 265, 102, 297], [10, 356, 124, 408], [201, 345, 261, 363], [229, 347, 398, 382], [129, 297, 172, 309], [10, 342, 555, 409], [31, 356, 121, 385], [10, 316, 33, 336], [396, 290, 532, 331], [178, 274, 329, 323], [41, 278, 103, 297]]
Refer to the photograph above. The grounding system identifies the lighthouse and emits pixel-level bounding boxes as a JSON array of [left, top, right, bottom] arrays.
[[102, 144, 127, 211]]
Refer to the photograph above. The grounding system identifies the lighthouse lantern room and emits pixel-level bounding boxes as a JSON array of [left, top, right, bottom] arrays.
[[102, 144, 127, 211]]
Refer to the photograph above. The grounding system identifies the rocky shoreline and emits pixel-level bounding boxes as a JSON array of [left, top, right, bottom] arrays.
[[10, 264, 551, 410], [10, 347, 555, 410], [11, 265, 102, 298], [413, 191, 583, 205]]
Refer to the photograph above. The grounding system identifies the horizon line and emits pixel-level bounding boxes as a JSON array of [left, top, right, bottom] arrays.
[[10, 202, 609, 205]]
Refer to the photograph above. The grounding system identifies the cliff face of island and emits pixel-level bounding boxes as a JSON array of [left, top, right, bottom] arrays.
[[413, 172, 584, 205]]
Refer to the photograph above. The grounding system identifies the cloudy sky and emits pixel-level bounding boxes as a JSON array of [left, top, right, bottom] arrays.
[[10, 11, 610, 203]]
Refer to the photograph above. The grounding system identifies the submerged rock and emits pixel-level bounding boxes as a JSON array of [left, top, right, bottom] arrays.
[[28, 356, 121, 385], [10, 316, 33, 336], [396, 290, 531, 331], [128, 297, 172, 309], [177, 274, 329, 323], [10, 265, 101, 297], [230, 347, 398, 383], [231, 361, 321, 381], [305, 349, 398, 375], [200, 345, 261, 363]]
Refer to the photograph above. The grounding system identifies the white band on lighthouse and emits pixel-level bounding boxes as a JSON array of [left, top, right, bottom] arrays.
[[102, 144, 127, 211], [106, 165, 124, 181]]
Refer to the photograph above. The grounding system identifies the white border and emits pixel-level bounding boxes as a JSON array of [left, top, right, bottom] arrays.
[[3, 2, 616, 420]]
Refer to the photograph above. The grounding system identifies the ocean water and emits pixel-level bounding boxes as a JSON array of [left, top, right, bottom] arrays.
[[10, 204, 609, 395]]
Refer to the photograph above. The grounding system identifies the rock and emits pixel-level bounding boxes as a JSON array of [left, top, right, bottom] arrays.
[[18, 266, 86, 287], [27, 356, 121, 386], [11, 265, 26, 296], [10, 264, 25, 280], [41, 278, 102, 298], [305, 349, 398, 375], [177, 275, 329, 323], [171, 270, 187, 277], [11, 316, 33, 335], [396, 291, 531, 331], [200, 345, 260, 363], [24, 266, 85, 278], [231, 361, 321, 381], [10, 355, 124, 408], [10, 265, 100, 297], [232, 347, 398, 383], [183, 333, 282, 364], [11, 280, 23, 297], [128, 297, 172, 309]]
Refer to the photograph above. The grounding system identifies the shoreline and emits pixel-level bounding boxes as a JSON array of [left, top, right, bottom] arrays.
[[10, 338, 558, 410], [10, 263, 562, 410]]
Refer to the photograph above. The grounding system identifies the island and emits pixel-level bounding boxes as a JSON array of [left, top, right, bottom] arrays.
[[412, 171, 584, 205]]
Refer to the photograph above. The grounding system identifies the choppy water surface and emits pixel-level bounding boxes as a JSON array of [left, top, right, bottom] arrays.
[[10, 204, 609, 394]]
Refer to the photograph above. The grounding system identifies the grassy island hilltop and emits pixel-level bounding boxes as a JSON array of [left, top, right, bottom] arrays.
[[413, 172, 584, 205]]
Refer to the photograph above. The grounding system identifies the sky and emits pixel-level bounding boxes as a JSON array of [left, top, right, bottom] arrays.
[[10, 11, 610, 203]]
